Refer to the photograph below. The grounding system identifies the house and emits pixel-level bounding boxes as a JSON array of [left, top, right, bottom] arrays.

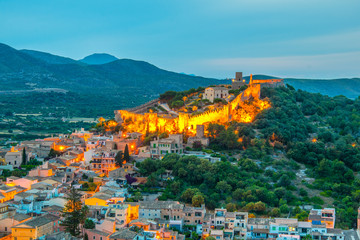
[[6, 176, 38, 190], [85, 193, 112, 207], [247, 218, 274, 239], [42, 205, 63, 216], [0, 185, 18, 203], [91, 151, 118, 176], [85, 219, 116, 240], [28, 162, 53, 178], [109, 228, 138, 240], [150, 135, 184, 159], [5, 147, 22, 168], [308, 208, 336, 229], [0, 213, 31, 233], [203, 86, 229, 103], [105, 203, 129, 229], [0, 203, 16, 220], [11, 214, 60, 240]]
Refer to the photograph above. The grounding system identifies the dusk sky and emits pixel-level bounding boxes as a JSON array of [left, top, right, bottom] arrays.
[[0, 0, 359, 79]]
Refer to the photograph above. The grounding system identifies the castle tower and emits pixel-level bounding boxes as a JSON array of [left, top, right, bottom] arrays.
[[250, 74, 253, 85], [231, 72, 246, 89], [196, 125, 205, 138]]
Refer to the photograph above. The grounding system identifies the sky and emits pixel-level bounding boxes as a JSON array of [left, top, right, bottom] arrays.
[[0, 0, 359, 79]]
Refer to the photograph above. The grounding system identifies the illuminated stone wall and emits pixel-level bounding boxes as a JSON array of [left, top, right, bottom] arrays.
[[115, 83, 270, 135]]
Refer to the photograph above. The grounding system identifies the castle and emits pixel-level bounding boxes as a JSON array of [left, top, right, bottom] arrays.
[[114, 74, 282, 136]]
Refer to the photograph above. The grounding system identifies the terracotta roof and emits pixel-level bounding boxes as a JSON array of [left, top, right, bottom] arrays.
[[109, 229, 137, 239], [14, 214, 59, 228], [13, 213, 31, 222]]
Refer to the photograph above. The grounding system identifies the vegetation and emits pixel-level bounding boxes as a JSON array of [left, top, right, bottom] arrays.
[[61, 187, 89, 237], [138, 85, 360, 229]]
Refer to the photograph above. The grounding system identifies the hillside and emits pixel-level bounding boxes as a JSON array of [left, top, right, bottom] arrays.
[[136, 86, 360, 229]]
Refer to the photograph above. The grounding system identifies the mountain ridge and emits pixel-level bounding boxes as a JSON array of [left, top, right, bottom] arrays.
[[0, 42, 359, 103], [79, 53, 119, 65]]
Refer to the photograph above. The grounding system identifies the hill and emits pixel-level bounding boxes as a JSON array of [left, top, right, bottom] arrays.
[[284, 78, 360, 99], [79, 53, 119, 65], [245, 75, 360, 99], [20, 49, 81, 65], [136, 85, 360, 228]]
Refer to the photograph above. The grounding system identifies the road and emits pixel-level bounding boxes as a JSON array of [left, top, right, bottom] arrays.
[[344, 230, 360, 240]]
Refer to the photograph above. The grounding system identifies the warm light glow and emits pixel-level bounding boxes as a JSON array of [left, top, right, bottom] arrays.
[[116, 82, 270, 136], [312, 138, 317, 143], [352, 143, 356, 147], [10, 147, 18, 152]]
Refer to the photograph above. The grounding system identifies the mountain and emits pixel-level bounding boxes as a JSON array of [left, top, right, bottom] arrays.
[[79, 53, 119, 65], [284, 78, 360, 99], [245, 74, 360, 99], [0, 43, 46, 73], [0, 43, 223, 114], [20, 49, 81, 65], [0, 42, 359, 117]]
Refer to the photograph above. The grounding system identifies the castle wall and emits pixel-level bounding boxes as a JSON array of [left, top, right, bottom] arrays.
[[115, 82, 268, 135]]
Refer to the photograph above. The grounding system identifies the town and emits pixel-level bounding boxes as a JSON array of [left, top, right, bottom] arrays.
[[0, 72, 356, 240]]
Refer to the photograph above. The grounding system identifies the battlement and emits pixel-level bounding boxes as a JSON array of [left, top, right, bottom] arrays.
[[115, 80, 270, 136]]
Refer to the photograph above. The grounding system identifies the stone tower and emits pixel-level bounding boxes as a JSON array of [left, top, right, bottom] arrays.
[[231, 72, 246, 89], [196, 125, 205, 138]]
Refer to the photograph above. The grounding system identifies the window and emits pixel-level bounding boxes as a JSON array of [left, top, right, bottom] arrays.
[[93, 236, 96, 240], [100, 237, 103, 240]]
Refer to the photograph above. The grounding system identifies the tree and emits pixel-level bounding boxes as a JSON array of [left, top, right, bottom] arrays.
[[48, 148, 61, 159], [226, 203, 237, 212], [192, 141, 202, 151], [192, 194, 204, 207], [296, 211, 309, 221], [269, 208, 281, 217], [215, 181, 232, 195], [280, 204, 289, 214], [115, 151, 124, 167], [139, 158, 159, 176], [21, 148, 27, 165], [205, 237, 216, 240], [254, 201, 266, 213], [125, 174, 137, 185], [181, 188, 200, 203], [124, 144, 130, 162], [61, 187, 89, 236], [84, 219, 95, 229]]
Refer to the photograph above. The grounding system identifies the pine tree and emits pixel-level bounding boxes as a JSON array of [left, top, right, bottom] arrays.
[[115, 151, 124, 168], [124, 144, 130, 162], [61, 187, 89, 237], [22, 148, 27, 165]]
